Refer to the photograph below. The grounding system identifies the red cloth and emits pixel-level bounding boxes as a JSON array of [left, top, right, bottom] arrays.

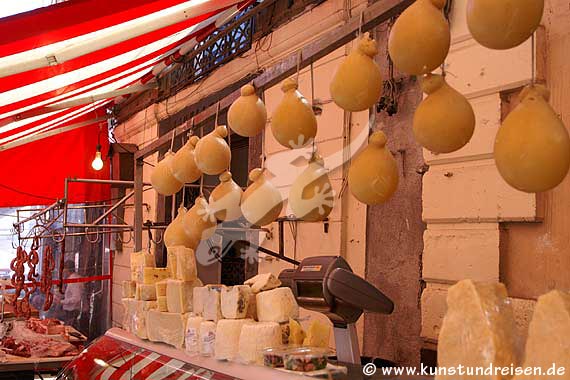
[[0, 123, 110, 207]]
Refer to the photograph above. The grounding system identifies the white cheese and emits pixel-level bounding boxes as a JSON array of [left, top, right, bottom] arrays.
[[166, 279, 195, 313], [193, 287, 209, 316], [238, 322, 282, 364], [167, 247, 178, 278], [146, 310, 188, 349], [256, 287, 299, 323], [244, 273, 281, 294], [199, 321, 217, 357], [203, 285, 225, 322], [155, 280, 168, 297], [172, 246, 197, 281], [122, 281, 136, 298], [215, 319, 253, 361], [143, 267, 170, 285], [221, 285, 252, 319], [130, 251, 155, 282], [185, 316, 204, 355], [122, 298, 157, 339], [135, 283, 157, 301]]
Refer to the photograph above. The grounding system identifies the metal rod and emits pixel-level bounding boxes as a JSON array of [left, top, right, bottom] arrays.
[[91, 191, 134, 225], [18, 229, 133, 240], [66, 223, 133, 229], [134, 159, 144, 251], [257, 246, 300, 266], [13, 200, 60, 227]]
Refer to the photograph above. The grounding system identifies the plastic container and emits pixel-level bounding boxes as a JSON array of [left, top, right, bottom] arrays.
[[262, 347, 288, 368], [283, 347, 329, 372]]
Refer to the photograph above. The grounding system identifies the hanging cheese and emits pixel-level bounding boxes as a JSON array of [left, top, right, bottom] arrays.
[[185, 316, 204, 355], [436, 280, 520, 380], [130, 251, 155, 282], [166, 279, 195, 314], [228, 84, 267, 137], [289, 153, 334, 222], [150, 151, 184, 196], [241, 168, 283, 226], [215, 319, 254, 361], [244, 273, 282, 294], [143, 268, 170, 285], [271, 78, 317, 149], [194, 126, 231, 175], [146, 311, 188, 349], [193, 287, 209, 316], [494, 85, 570, 193], [303, 320, 331, 348], [157, 296, 168, 312], [221, 285, 252, 319], [170, 136, 202, 184], [182, 197, 217, 245], [204, 285, 225, 322], [413, 74, 475, 154], [467, 0, 544, 50], [515, 290, 570, 380], [330, 32, 382, 112], [348, 131, 399, 205], [238, 322, 283, 365], [135, 283, 157, 301], [199, 321, 217, 357], [164, 206, 196, 249], [289, 319, 306, 346], [388, 0, 450, 75], [122, 281, 136, 298], [209, 171, 243, 222], [256, 287, 299, 323]]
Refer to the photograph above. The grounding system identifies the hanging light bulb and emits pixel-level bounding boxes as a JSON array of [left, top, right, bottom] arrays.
[[91, 144, 104, 171]]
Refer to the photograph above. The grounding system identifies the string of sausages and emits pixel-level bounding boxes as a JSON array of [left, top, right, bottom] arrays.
[[40, 245, 55, 311]]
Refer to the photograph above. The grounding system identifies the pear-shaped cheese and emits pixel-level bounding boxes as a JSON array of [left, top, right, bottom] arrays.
[[388, 0, 450, 75], [209, 171, 243, 222], [289, 154, 334, 222], [330, 32, 383, 112], [413, 74, 475, 154], [241, 168, 283, 226], [348, 131, 399, 205], [467, 0, 544, 50], [164, 206, 196, 249], [150, 151, 183, 196], [494, 85, 570, 193], [270, 79, 317, 149], [170, 136, 202, 184], [182, 197, 217, 245], [228, 85, 267, 137], [194, 126, 231, 175]]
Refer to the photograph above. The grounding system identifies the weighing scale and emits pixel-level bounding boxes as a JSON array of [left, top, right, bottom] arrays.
[[279, 256, 394, 365]]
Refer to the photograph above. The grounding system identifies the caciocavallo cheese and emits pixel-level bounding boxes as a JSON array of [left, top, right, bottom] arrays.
[[185, 315, 204, 355], [221, 285, 252, 319], [146, 310, 188, 349], [199, 321, 217, 357], [238, 322, 282, 365], [215, 319, 254, 361], [256, 287, 299, 323]]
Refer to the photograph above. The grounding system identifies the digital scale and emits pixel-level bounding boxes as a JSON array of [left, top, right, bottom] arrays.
[[279, 256, 394, 365]]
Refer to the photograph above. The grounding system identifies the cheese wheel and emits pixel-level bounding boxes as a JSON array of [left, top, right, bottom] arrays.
[[228, 85, 267, 137], [194, 126, 231, 175], [170, 136, 202, 184], [209, 171, 243, 222], [241, 168, 283, 226], [150, 151, 183, 196]]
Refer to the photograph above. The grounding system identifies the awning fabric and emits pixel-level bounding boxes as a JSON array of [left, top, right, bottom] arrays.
[[0, 0, 251, 207]]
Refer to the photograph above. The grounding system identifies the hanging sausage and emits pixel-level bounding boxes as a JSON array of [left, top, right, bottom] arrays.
[[182, 197, 217, 245], [150, 151, 184, 196], [194, 126, 231, 175], [413, 74, 476, 154], [348, 131, 399, 205], [170, 136, 202, 184], [241, 168, 283, 226], [330, 32, 383, 112], [271, 78, 317, 149], [388, 0, 450, 76], [164, 206, 196, 249], [209, 171, 244, 222], [467, 0, 544, 50], [289, 153, 334, 222], [494, 85, 570, 193], [228, 84, 267, 137]]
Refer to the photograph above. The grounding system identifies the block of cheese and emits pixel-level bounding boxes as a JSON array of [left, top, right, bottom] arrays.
[[436, 280, 519, 380], [280, 322, 290, 345], [167, 247, 178, 278], [221, 285, 252, 319], [204, 285, 225, 322], [193, 287, 209, 316], [515, 290, 570, 380], [303, 320, 331, 348], [143, 267, 170, 285], [130, 251, 155, 282], [185, 316, 204, 355], [215, 319, 253, 361], [122, 299, 157, 339], [199, 321, 217, 356], [166, 279, 195, 313], [156, 280, 168, 297], [256, 287, 299, 323], [146, 310, 188, 349], [136, 283, 157, 301], [289, 318, 306, 345], [122, 281, 136, 298], [246, 291, 257, 321], [157, 296, 168, 312], [245, 273, 281, 294], [238, 322, 282, 365], [172, 246, 197, 281]]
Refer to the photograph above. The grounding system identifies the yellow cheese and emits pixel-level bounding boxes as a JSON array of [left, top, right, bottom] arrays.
[[146, 310, 188, 349], [244, 273, 281, 294], [166, 279, 194, 313], [135, 283, 157, 301], [130, 251, 155, 282], [215, 319, 254, 361], [303, 320, 331, 348], [157, 296, 168, 312], [143, 267, 170, 285], [289, 318, 306, 346], [122, 281, 136, 298], [122, 299, 157, 339], [174, 246, 197, 281], [155, 280, 167, 297], [167, 247, 178, 278], [193, 287, 209, 316]]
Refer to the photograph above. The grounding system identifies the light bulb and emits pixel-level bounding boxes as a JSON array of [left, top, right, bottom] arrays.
[[91, 151, 104, 171]]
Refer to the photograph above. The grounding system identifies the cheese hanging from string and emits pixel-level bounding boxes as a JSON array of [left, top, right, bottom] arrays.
[[182, 196, 217, 245], [467, 0, 544, 50], [348, 131, 399, 205], [150, 151, 183, 196], [228, 84, 267, 137], [494, 85, 570, 193], [209, 171, 243, 222], [170, 136, 202, 184], [164, 206, 195, 249], [388, 0, 450, 75], [413, 74, 476, 154], [270, 78, 317, 149], [289, 153, 334, 222], [194, 126, 231, 175], [330, 32, 383, 112], [241, 168, 283, 226]]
